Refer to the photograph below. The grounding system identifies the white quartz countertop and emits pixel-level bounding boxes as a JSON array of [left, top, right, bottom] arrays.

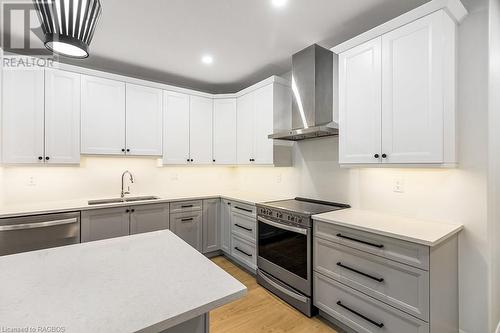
[[0, 230, 247, 333], [313, 208, 463, 246], [0, 191, 287, 218]]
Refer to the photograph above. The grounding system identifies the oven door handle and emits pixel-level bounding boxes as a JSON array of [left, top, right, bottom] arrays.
[[257, 216, 307, 235], [259, 271, 308, 303]]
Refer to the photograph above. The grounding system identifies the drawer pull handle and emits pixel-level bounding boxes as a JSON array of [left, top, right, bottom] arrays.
[[337, 262, 384, 283], [234, 247, 252, 257], [235, 206, 253, 213], [181, 205, 194, 208], [234, 224, 253, 232], [336, 233, 384, 249], [181, 218, 194, 222], [337, 301, 384, 328]]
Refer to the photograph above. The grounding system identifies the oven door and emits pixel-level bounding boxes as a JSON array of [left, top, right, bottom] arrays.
[[257, 216, 311, 296]]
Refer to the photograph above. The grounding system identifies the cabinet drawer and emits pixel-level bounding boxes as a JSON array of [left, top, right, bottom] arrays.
[[314, 238, 429, 321], [314, 221, 429, 270], [230, 202, 256, 217], [231, 235, 256, 270], [170, 200, 202, 213], [231, 211, 256, 242], [314, 273, 429, 333]]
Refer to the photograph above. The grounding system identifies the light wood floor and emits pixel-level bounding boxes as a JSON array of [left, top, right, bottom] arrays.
[[210, 256, 338, 333]]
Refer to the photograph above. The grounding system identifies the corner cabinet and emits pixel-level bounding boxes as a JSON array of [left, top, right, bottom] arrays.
[[213, 99, 237, 165], [237, 81, 292, 166], [202, 199, 220, 253], [1, 66, 80, 164], [339, 10, 457, 166]]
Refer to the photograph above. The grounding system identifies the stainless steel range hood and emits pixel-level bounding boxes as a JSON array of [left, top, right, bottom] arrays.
[[269, 44, 338, 141]]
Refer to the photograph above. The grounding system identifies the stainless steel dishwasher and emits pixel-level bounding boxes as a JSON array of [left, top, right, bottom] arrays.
[[0, 212, 80, 256]]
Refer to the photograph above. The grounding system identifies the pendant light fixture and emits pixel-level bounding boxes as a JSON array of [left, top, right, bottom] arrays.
[[33, 0, 102, 58]]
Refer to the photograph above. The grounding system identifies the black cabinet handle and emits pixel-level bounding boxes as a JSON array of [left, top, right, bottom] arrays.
[[122, 149, 126, 152], [181, 218, 194, 222], [235, 206, 253, 213], [181, 204, 194, 208], [213, 159, 216, 162], [130, 209, 135, 213], [187, 158, 190, 162], [374, 154, 379, 158], [190, 159, 194, 162], [382, 153, 387, 158], [45, 156, 50, 160], [336, 233, 384, 249], [234, 247, 252, 257], [234, 224, 252, 232], [337, 301, 384, 328], [337, 262, 384, 282], [126, 209, 130, 213], [126, 149, 130, 153], [38, 156, 43, 160]]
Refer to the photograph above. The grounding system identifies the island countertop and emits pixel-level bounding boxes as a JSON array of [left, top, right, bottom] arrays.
[[0, 230, 247, 333]]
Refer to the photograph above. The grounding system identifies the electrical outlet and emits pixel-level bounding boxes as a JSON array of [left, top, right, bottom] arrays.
[[27, 176, 36, 187], [393, 177, 404, 193]]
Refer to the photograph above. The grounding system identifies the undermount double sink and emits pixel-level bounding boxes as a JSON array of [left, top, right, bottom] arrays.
[[88, 196, 160, 205]]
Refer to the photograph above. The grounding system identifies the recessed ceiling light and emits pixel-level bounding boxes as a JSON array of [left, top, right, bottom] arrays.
[[202, 55, 214, 65], [272, 0, 287, 8]]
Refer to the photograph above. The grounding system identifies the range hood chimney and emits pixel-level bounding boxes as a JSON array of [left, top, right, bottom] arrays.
[[269, 44, 338, 141]]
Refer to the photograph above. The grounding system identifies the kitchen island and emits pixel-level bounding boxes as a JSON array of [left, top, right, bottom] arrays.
[[0, 230, 247, 333]]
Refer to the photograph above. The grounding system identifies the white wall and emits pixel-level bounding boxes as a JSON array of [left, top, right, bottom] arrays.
[[489, 0, 500, 330]]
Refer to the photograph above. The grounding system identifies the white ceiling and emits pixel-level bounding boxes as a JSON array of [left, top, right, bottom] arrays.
[[7, 0, 484, 93]]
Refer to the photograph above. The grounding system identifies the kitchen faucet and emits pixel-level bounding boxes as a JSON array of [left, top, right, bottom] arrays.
[[121, 170, 134, 198]]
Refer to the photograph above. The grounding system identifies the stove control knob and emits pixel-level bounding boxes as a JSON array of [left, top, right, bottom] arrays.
[[289, 216, 295, 222], [297, 218, 303, 223], [277, 212, 283, 219]]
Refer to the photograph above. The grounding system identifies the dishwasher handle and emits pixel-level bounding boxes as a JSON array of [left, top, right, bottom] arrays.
[[0, 218, 78, 231]]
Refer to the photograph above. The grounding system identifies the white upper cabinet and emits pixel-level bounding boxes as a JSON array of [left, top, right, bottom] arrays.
[[338, 10, 457, 166], [339, 37, 382, 164], [125, 84, 163, 156], [163, 91, 190, 165], [253, 84, 274, 165], [81, 75, 126, 155], [44, 69, 81, 164], [1, 67, 80, 164], [189, 96, 213, 164], [237, 82, 292, 166], [237, 92, 255, 164], [381, 11, 448, 164], [1, 67, 45, 164], [213, 99, 237, 165]]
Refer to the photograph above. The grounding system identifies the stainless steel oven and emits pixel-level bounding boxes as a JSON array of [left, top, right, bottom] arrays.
[[256, 198, 349, 317]]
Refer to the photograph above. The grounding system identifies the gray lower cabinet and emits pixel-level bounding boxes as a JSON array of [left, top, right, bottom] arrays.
[[130, 203, 170, 235], [170, 210, 203, 252], [82, 203, 170, 242], [81, 207, 130, 242], [220, 199, 232, 254], [313, 220, 459, 333], [202, 199, 220, 254]]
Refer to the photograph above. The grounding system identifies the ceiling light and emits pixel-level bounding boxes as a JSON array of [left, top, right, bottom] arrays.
[[202, 55, 214, 65], [33, 0, 103, 59], [272, 0, 287, 8]]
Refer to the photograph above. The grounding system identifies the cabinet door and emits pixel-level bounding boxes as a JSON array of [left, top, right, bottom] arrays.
[[189, 96, 213, 164], [253, 84, 274, 165], [81, 75, 126, 155], [126, 84, 163, 156], [163, 91, 190, 165], [44, 69, 81, 164], [130, 203, 169, 235], [170, 211, 203, 252], [213, 99, 237, 165], [1, 66, 44, 164], [202, 199, 220, 253], [236, 92, 255, 164], [339, 37, 382, 164], [81, 207, 130, 242], [381, 12, 444, 163], [220, 199, 232, 254]]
